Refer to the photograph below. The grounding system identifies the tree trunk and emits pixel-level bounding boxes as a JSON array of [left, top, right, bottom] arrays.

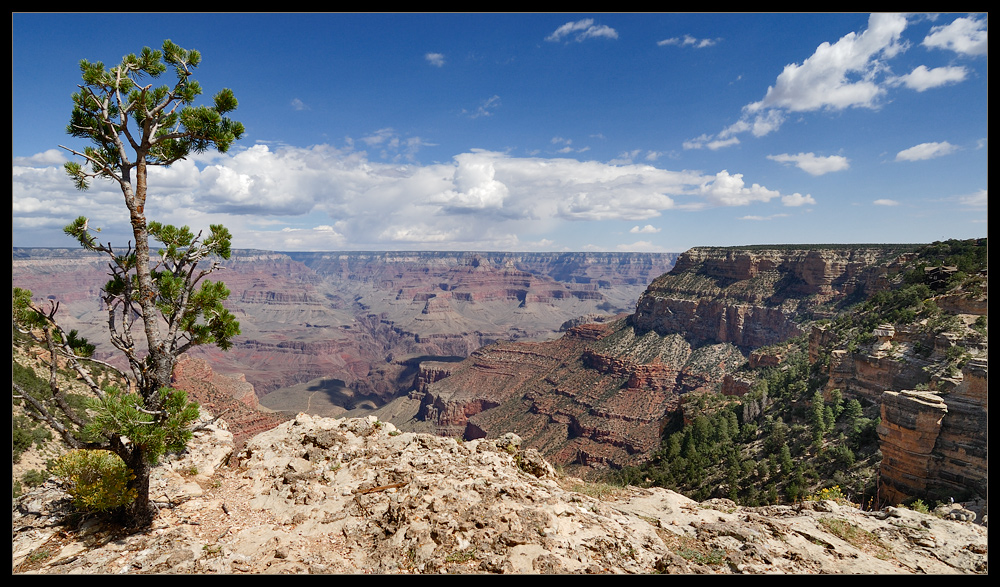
[[115, 442, 156, 528]]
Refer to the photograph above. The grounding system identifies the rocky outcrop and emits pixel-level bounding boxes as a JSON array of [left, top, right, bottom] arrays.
[[878, 359, 988, 504], [632, 246, 913, 349], [12, 414, 988, 574]]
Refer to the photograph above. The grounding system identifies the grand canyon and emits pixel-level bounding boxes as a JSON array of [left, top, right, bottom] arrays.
[[13, 240, 988, 574], [12, 248, 677, 413], [13, 241, 987, 508]]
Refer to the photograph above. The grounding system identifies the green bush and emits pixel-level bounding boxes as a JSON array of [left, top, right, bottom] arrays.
[[51, 450, 138, 513], [21, 468, 49, 488]]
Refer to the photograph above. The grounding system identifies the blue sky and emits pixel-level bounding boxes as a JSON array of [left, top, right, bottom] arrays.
[[12, 13, 987, 252]]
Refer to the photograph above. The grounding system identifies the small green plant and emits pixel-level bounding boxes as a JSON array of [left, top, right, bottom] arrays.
[[818, 518, 892, 559], [51, 449, 138, 513], [445, 549, 478, 563], [202, 544, 223, 557], [906, 498, 930, 514], [21, 469, 50, 489], [677, 547, 726, 565], [27, 549, 53, 564]]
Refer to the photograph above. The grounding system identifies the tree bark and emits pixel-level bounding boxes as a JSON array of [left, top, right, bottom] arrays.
[[115, 440, 156, 528]]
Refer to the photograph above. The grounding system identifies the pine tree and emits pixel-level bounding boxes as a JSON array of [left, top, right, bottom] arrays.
[[12, 40, 244, 528]]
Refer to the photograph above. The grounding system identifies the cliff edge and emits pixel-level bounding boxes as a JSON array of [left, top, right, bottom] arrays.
[[12, 413, 987, 574]]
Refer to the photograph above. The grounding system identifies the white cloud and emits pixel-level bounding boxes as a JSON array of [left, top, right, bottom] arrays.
[[693, 13, 910, 148], [14, 144, 803, 251], [425, 52, 445, 67], [767, 152, 850, 176], [740, 213, 790, 221], [750, 13, 908, 114], [546, 19, 618, 43], [657, 34, 719, 48], [958, 189, 986, 208], [896, 65, 967, 92], [781, 193, 817, 207], [683, 135, 740, 151], [290, 98, 310, 111], [895, 141, 958, 161], [698, 170, 781, 207], [13, 149, 67, 167], [354, 128, 432, 161], [873, 199, 900, 206], [923, 15, 988, 56], [629, 224, 660, 234]]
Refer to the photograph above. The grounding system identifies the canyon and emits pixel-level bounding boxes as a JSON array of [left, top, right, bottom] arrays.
[[12, 248, 677, 416], [394, 244, 987, 506], [401, 247, 909, 458], [13, 242, 987, 507]]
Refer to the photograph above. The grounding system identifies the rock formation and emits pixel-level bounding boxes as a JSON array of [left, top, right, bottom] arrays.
[[878, 359, 988, 504], [12, 413, 988, 574], [414, 245, 915, 471], [632, 246, 912, 349]]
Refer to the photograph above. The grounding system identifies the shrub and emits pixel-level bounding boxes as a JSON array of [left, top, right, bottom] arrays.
[[51, 450, 138, 513], [21, 469, 49, 488]]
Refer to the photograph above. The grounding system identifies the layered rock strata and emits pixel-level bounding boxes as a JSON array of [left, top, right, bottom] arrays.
[[12, 248, 676, 408], [418, 319, 746, 469], [878, 359, 988, 504], [632, 246, 912, 349], [170, 356, 289, 451], [417, 245, 914, 470]]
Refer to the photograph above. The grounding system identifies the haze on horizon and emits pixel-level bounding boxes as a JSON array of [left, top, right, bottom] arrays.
[[12, 13, 987, 254]]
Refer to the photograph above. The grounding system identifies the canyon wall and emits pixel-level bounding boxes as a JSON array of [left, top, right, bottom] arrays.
[[416, 245, 912, 471], [877, 359, 988, 504], [632, 246, 911, 349]]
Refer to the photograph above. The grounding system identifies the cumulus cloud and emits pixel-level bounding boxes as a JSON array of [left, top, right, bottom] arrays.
[[767, 152, 850, 176], [657, 34, 719, 48], [425, 52, 445, 67], [873, 199, 900, 206], [923, 15, 988, 56], [688, 13, 928, 149], [546, 19, 618, 43], [750, 13, 907, 115], [698, 170, 781, 207], [12, 149, 66, 167], [14, 143, 805, 251], [895, 65, 967, 92], [290, 98, 310, 111], [781, 193, 817, 207], [895, 141, 958, 161]]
